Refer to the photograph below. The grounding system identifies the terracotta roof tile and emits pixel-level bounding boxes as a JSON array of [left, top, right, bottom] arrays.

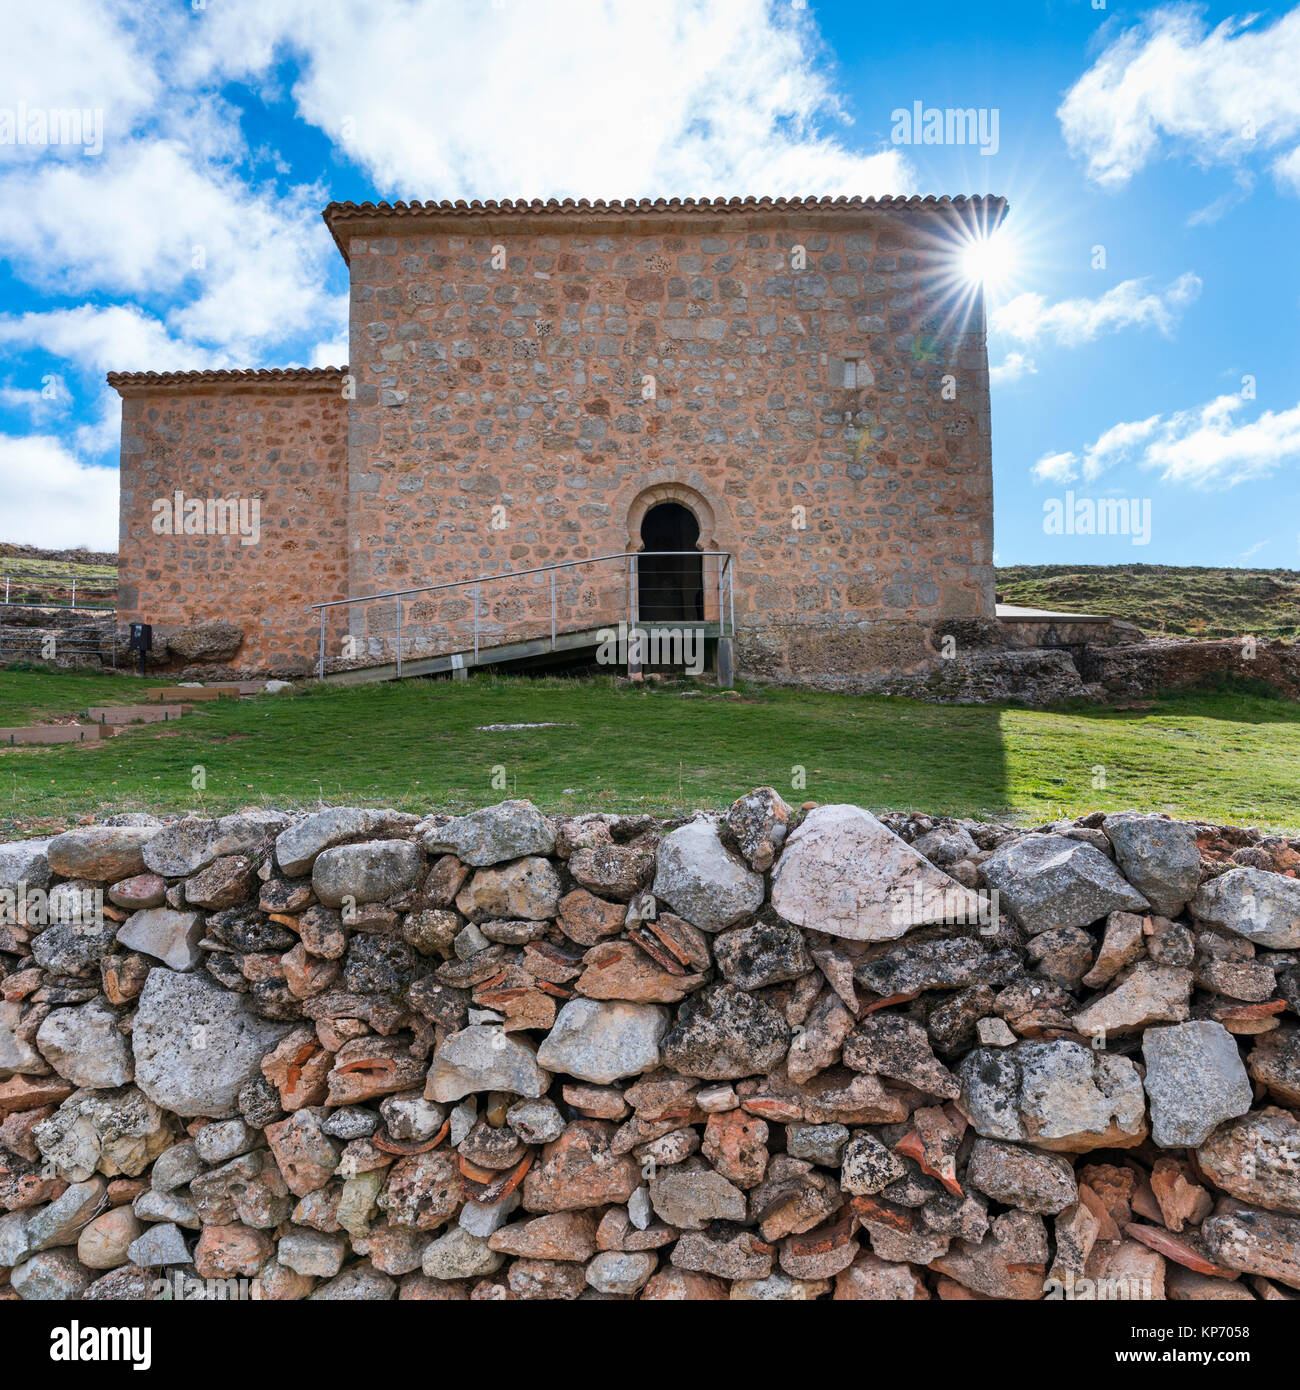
[[107, 366, 347, 396], [321, 193, 1007, 263]]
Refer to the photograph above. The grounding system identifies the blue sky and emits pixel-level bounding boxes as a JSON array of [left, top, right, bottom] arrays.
[[0, 0, 1294, 565]]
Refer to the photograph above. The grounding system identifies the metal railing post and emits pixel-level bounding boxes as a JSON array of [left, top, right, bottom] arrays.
[[728, 560, 735, 637], [550, 569, 556, 649], [318, 608, 325, 680], [396, 595, 403, 679], [71, 578, 76, 608], [627, 553, 641, 681], [473, 582, 480, 663]]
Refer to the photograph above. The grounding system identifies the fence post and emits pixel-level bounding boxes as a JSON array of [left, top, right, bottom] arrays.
[[473, 582, 479, 663], [550, 568, 556, 650], [71, 577, 76, 608], [396, 596, 403, 679], [318, 608, 325, 681]]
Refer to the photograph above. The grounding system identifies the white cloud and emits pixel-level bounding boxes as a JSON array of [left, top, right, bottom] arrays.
[[989, 351, 1037, 387], [1145, 396, 1300, 488], [0, 385, 46, 412], [1081, 413, 1163, 481], [0, 1, 342, 427], [1032, 450, 1079, 484], [0, 434, 118, 550], [183, 0, 915, 199], [0, 305, 230, 375], [310, 339, 349, 370], [0, 375, 71, 423], [72, 389, 127, 458], [305, 294, 350, 370], [1272, 145, 1300, 195], [1187, 169, 1255, 226], [0, 142, 336, 356], [1058, 6, 1300, 193], [991, 273, 1200, 348], [0, 0, 162, 137], [1040, 394, 1300, 490]]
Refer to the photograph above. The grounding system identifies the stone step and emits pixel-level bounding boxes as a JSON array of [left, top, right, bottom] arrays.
[[0, 724, 116, 745], [144, 682, 261, 702], [83, 704, 194, 724], [145, 686, 235, 702]]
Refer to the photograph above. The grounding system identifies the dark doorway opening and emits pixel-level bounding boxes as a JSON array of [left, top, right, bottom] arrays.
[[638, 503, 704, 622]]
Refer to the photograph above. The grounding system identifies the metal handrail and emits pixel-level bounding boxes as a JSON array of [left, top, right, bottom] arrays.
[[309, 549, 732, 609], [310, 550, 734, 680]]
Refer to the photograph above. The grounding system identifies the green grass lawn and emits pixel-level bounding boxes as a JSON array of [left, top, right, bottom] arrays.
[[2, 665, 1298, 836], [0, 666, 151, 725]]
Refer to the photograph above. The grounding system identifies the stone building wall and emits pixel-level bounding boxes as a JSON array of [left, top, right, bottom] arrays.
[[110, 370, 350, 671], [331, 196, 999, 678]]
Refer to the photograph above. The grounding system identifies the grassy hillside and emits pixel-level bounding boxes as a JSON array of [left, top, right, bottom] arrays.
[[0, 545, 117, 608], [996, 565, 1300, 640]]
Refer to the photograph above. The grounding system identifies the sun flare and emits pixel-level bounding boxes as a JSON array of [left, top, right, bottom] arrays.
[[918, 200, 1036, 339], [960, 230, 1017, 296]]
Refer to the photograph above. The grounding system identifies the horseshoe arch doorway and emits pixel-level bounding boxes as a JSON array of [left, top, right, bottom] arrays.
[[637, 502, 704, 622]]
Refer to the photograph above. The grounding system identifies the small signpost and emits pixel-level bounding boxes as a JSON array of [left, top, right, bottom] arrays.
[[128, 622, 152, 678]]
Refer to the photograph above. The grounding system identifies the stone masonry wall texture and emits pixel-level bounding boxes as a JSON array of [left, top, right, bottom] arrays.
[[111, 197, 1000, 679], [111, 373, 350, 671], [3, 790, 1299, 1301]]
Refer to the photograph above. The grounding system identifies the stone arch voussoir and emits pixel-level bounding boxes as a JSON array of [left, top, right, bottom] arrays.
[[622, 477, 732, 556]]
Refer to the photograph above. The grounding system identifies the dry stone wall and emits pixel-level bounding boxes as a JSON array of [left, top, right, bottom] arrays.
[[2, 793, 1299, 1301]]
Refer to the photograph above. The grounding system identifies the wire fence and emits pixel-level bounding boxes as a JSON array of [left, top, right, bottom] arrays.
[[0, 622, 121, 667], [0, 569, 118, 611]]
